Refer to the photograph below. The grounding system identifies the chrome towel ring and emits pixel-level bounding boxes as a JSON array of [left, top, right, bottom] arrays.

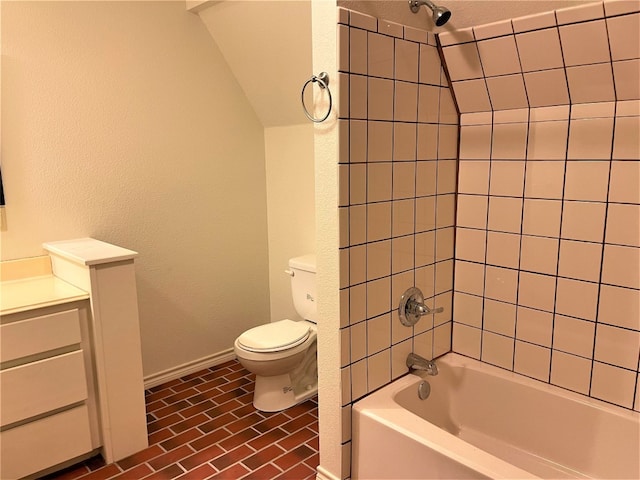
[[301, 72, 332, 123]]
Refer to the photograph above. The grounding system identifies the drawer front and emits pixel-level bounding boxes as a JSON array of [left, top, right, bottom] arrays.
[[0, 404, 93, 480], [0, 350, 88, 427], [0, 308, 81, 363]]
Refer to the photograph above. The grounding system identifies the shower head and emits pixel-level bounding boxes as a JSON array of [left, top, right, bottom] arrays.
[[409, 0, 451, 27]]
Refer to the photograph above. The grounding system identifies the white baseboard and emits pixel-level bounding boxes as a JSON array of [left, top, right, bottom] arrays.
[[316, 465, 342, 480], [143, 348, 236, 389]]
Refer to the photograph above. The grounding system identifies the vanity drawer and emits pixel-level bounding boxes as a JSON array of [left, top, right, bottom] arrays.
[[0, 308, 81, 363], [0, 350, 88, 427], [0, 404, 93, 480]]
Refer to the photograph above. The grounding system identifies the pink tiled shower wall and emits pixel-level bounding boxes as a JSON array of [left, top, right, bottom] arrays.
[[336, 7, 458, 478], [442, 0, 640, 412]]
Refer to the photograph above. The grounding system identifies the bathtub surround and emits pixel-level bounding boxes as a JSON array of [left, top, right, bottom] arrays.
[[443, 0, 640, 411], [337, 8, 458, 476]]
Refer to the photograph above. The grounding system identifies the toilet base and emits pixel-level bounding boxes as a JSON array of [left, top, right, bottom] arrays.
[[253, 373, 318, 412]]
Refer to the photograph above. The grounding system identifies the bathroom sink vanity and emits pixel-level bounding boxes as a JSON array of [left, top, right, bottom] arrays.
[[0, 239, 148, 479]]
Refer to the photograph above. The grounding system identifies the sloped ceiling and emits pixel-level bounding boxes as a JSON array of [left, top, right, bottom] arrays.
[[194, 0, 312, 127]]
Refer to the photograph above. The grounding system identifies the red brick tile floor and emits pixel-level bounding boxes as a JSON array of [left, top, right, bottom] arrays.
[[42, 360, 319, 480]]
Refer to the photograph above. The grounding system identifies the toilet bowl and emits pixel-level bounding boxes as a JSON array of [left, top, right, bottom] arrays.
[[233, 255, 318, 412]]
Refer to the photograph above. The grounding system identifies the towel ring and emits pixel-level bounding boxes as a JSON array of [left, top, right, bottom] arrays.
[[301, 72, 332, 123]]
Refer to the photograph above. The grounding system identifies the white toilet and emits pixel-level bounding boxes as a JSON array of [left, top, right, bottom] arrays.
[[233, 254, 317, 412]]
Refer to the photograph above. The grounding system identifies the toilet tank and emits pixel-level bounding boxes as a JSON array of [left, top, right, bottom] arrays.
[[288, 254, 317, 323]]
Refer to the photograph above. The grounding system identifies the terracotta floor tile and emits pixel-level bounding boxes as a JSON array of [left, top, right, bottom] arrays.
[[39, 360, 318, 480]]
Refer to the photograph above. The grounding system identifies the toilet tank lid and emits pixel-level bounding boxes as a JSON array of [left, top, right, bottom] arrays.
[[289, 254, 316, 273]]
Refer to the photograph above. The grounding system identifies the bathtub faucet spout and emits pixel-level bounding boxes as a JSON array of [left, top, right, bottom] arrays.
[[406, 353, 438, 376]]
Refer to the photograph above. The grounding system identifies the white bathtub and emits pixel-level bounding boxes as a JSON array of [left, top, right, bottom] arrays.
[[352, 353, 639, 479]]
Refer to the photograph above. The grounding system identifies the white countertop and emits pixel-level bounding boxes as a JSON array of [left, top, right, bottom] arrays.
[[43, 238, 138, 266], [0, 275, 89, 316]]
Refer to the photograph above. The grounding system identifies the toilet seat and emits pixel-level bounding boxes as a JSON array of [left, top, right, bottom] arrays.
[[237, 319, 311, 353]]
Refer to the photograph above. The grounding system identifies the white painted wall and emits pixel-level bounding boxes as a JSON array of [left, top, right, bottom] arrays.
[[264, 124, 316, 322], [0, 1, 271, 378]]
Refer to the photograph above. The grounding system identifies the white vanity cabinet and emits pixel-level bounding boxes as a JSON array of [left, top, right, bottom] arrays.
[[0, 282, 99, 480]]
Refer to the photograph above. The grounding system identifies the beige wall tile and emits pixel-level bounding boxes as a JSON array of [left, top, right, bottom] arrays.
[[439, 27, 474, 46], [555, 277, 599, 321], [341, 287, 350, 328], [571, 101, 615, 119], [350, 244, 366, 285], [591, 362, 636, 408], [485, 265, 518, 304], [484, 299, 516, 336], [452, 323, 482, 359], [486, 231, 520, 269], [598, 284, 640, 330], [367, 276, 391, 319], [350, 164, 367, 205], [341, 405, 351, 443], [393, 162, 416, 200], [439, 90, 459, 126], [367, 201, 392, 242], [556, 2, 604, 24], [367, 240, 391, 281], [458, 160, 490, 194], [391, 339, 412, 379], [516, 28, 564, 72], [514, 341, 551, 382], [367, 162, 392, 202], [350, 321, 367, 362], [442, 42, 483, 81], [394, 81, 418, 122], [602, 244, 640, 289], [550, 351, 592, 395], [524, 69, 570, 107], [523, 199, 562, 237], [489, 161, 525, 197], [564, 161, 610, 201], [518, 271, 556, 312], [340, 208, 349, 249], [520, 235, 559, 275], [567, 117, 614, 159], [477, 36, 521, 77], [350, 28, 368, 74], [455, 260, 485, 296], [609, 161, 640, 203], [392, 199, 414, 237], [486, 74, 529, 111], [416, 196, 436, 232], [566, 63, 615, 104], [417, 124, 438, 160], [553, 314, 595, 358], [368, 349, 391, 392], [351, 75, 368, 118], [437, 159, 458, 194], [527, 121, 569, 160], [460, 124, 492, 159], [339, 164, 349, 207], [558, 239, 603, 282], [414, 330, 434, 360], [434, 291, 454, 326], [607, 13, 640, 61], [453, 79, 492, 114], [606, 203, 640, 247], [416, 160, 437, 196], [435, 260, 454, 296], [456, 194, 488, 230], [368, 32, 394, 78], [488, 196, 523, 234], [419, 44, 442, 86], [368, 121, 393, 162], [368, 77, 394, 120], [415, 264, 436, 301], [340, 248, 350, 289], [350, 120, 367, 163], [513, 10, 557, 33], [561, 200, 606, 243], [436, 194, 456, 228], [453, 292, 484, 328], [516, 306, 553, 347], [339, 120, 350, 163], [594, 324, 640, 370], [435, 227, 455, 261], [613, 60, 640, 101], [350, 283, 367, 325], [340, 73, 350, 118], [350, 10, 377, 31], [349, 204, 366, 246], [395, 39, 419, 83], [367, 313, 391, 355], [604, 0, 640, 16], [613, 116, 640, 159], [418, 84, 440, 123], [481, 331, 514, 370], [474, 19, 513, 41], [351, 359, 367, 401], [341, 366, 351, 406], [559, 20, 611, 66], [456, 227, 487, 263], [434, 322, 452, 357], [392, 235, 414, 274], [492, 123, 528, 159], [338, 24, 350, 72], [393, 123, 417, 161], [524, 160, 565, 198]]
